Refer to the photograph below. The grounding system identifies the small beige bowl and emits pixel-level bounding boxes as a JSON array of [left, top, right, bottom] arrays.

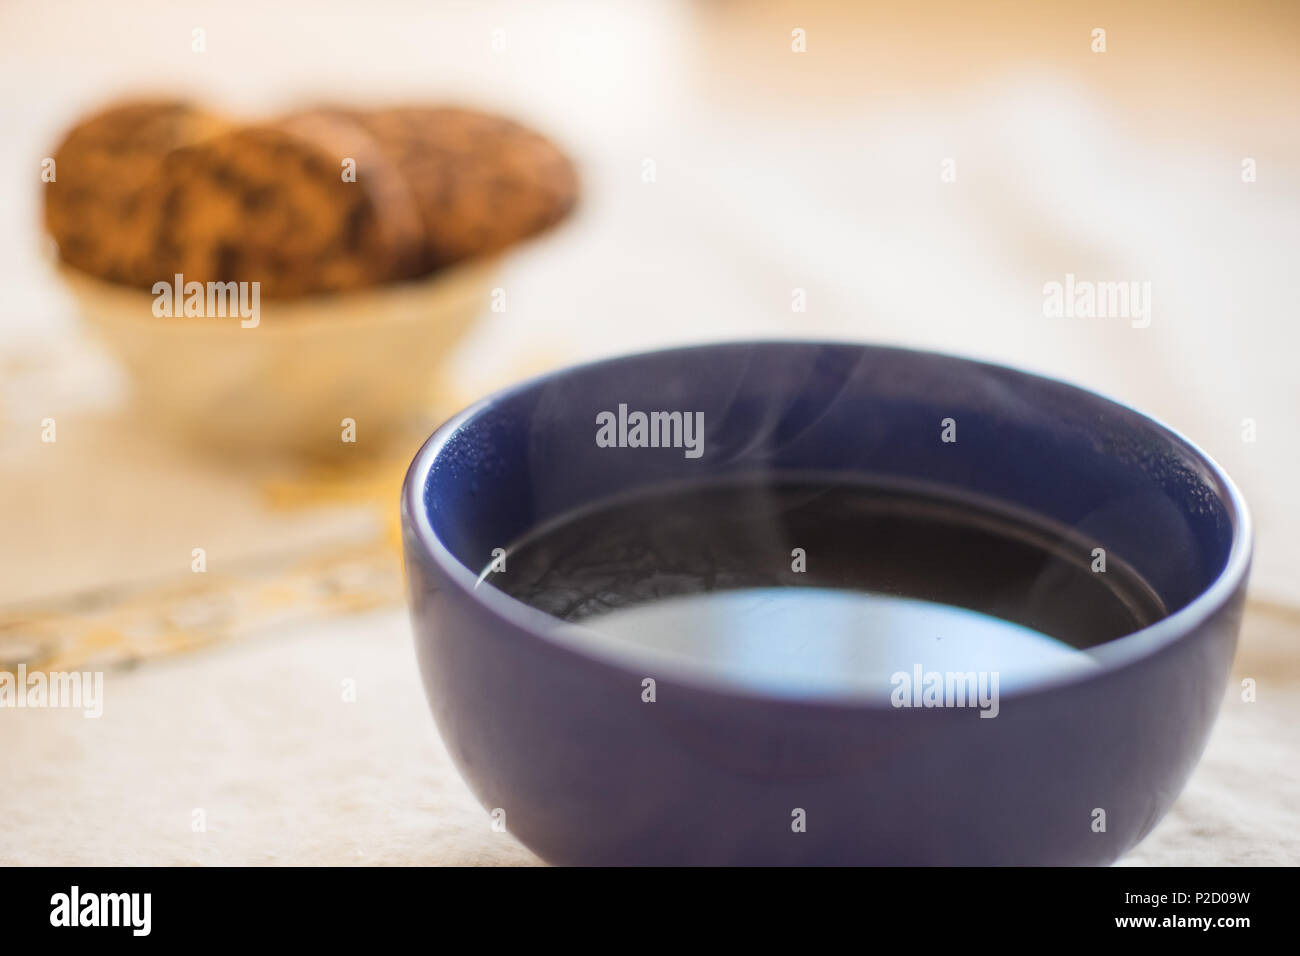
[[62, 260, 498, 458]]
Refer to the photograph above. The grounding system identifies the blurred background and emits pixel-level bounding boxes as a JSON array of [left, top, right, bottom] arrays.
[[1, 0, 1297, 865]]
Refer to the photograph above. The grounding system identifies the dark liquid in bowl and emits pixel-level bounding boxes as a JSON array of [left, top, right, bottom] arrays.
[[483, 479, 1167, 694]]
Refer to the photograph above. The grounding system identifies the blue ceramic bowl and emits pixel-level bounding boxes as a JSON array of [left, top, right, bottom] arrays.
[[401, 341, 1251, 865]]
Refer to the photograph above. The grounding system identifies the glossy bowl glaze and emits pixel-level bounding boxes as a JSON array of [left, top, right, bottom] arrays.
[[401, 341, 1251, 865], [65, 258, 497, 458]]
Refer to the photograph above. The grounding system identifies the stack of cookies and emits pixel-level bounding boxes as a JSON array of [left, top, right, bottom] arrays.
[[42, 98, 578, 456], [44, 98, 578, 299]]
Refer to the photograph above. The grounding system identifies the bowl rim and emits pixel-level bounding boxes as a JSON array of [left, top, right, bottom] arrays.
[[57, 256, 500, 336], [401, 338, 1253, 709]]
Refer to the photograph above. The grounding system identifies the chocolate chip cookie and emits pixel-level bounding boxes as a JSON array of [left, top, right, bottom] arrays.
[[349, 106, 578, 267], [43, 99, 230, 285], [139, 112, 427, 297]]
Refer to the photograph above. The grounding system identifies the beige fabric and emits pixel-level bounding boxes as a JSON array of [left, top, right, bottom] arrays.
[[0, 609, 536, 866]]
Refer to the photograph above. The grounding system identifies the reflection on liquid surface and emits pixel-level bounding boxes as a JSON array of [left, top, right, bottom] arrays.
[[575, 587, 1100, 696]]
